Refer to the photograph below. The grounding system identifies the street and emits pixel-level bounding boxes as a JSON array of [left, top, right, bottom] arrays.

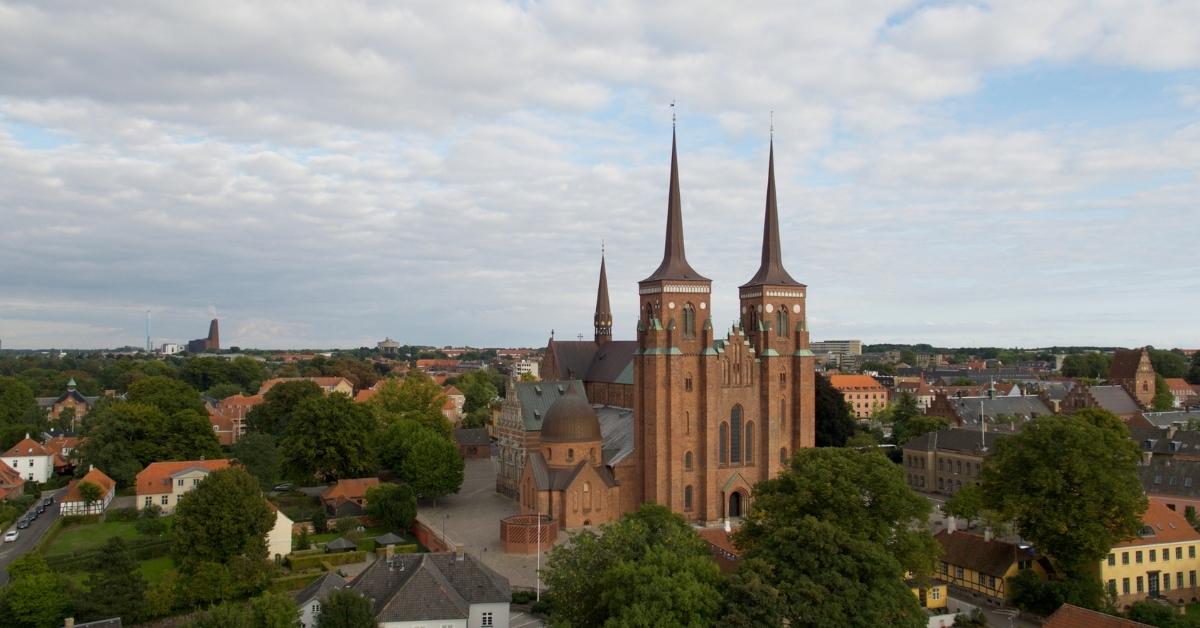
[[0, 487, 67, 586]]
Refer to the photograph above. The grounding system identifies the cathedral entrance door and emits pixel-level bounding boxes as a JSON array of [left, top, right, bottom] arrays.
[[728, 491, 743, 518]]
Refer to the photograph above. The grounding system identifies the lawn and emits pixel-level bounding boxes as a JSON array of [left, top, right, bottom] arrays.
[[44, 517, 174, 557], [65, 556, 177, 589]]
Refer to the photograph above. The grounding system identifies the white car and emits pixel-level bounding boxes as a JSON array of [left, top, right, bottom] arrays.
[[3, 531, 17, 543]]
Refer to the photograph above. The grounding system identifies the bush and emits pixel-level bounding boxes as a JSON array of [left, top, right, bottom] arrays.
[[60, 514, 101, 526], [336, 516, 360, 533], [312, 510, 328, 534], [294, 528, 310, 552], [269, 571, 323, 592], [286, 550, 365, 572], [136, 504, 166, 535], [512, 590, 536, 604], [106, 507, 140, 522]]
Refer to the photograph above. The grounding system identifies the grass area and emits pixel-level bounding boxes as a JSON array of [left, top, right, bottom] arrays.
[[64, 556, 177, 590], [43, 516, 174, 556]]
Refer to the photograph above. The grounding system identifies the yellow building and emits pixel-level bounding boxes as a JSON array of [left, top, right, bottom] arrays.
[[828, 374, 888, 418], [935, 529, 1050, 604], [909, 578, 949, 611], [1101, 499, 1200, 609]]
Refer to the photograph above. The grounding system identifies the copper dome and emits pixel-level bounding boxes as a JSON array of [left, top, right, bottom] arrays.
[[539, 387, 602, 443]]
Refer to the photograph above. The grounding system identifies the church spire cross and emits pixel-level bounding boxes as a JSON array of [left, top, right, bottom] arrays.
[[594, 249, 613, 345], [741, 134, 801, 288], [641, 125, 708, 283]]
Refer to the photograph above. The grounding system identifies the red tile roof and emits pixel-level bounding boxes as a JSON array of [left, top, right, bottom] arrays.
[[1044, 604, 1152, 628], [828, 374, 886, 391], [135, 459, 230, 495], [1114, 500, 1200, 548], [63, 467, 116, 503], [2, 437, 49, 458], [0, 460, 23, 488], [697, 527, 741, 557], [321, 478, 379, 504]]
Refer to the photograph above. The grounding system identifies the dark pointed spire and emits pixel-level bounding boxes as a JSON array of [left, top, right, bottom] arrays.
[[594, 249, 612, 345], [642, 128, 708, 282], [742, 137, 800, 287]]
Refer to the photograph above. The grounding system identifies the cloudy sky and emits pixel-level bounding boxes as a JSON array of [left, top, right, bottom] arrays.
[[1, 1, 1198, 350]]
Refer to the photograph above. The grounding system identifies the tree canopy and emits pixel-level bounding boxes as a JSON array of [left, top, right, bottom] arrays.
[[77, 401, 220, 486], [543, 504, 723, 627], [282, 394, 377, 481], [369, 372, 451, 437], [126, 375, 206, 415], [173, 467, 275, 571], [316, 589, 378, 628], [981, 409, 1146, 588], [0, 553, 72, 628], [232, 432, 282, 491], [78, 537, 147, 623], [398, 428, 463, 499], [815, 373, 855, 447], [365, 482, 417, 531], [1153, 374, 1176, 411], [246, 380, 324, 436], [1061, 353, 1111, 378]]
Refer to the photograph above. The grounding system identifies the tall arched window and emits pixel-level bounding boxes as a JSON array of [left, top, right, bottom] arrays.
[[645, 303, 655, 322], [583, 482, 591, 510], [745, 421, 754, 463], [682, 303, 696, 337], [684, 485, 694, 511], [776, 306, 788, 338], [730, 405, 743, 464], [684, 451, 693, 471], [719, 423, 729, 465], [567, 448, 574, 462]]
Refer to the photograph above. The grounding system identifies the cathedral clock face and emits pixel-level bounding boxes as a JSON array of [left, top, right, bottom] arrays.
[[668, 301, 676, 309], [700, 302, 706, 309], [792, 304, 800, 313], [765, 304, 774, 313]]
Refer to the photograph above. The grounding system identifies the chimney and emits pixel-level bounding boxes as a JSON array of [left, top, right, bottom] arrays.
[[64, 619, 75, 628], [946, 515, 956, 534], [386, 544, 394, 561], [454, 543, 465, 561], [1169, 425, 1178, 439], [984, 528, 993, 543]]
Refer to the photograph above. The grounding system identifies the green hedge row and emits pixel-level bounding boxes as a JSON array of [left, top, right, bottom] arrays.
[[45, 537, 173, 572], [269, 571, 323, 592], [286, 550, 365, 572]]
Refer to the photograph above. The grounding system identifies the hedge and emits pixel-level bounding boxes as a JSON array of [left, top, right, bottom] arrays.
[[286, 550, 366, 572], [269, 571, 323, 592], [45, 537, 173, 572], [32, 518, 65, 555]]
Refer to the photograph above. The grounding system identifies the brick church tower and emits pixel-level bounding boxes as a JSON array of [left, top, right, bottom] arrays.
[[633, 130, 815, 524]]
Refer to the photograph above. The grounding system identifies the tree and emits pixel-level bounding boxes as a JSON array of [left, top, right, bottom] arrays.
[[78, 537, 147, 622], [815, 373, 855, 447], [76, 402, 169, 486], [943, 484, 984, 528], [1149, 349, 1190, 379], [0, 554, 72, 628], [232, 432, 282, 491], [77, 481, 102, 512], [282, 395, 377, 481], [730, 448, 937, 627], [981, 409, 1146, 591], [1061, 353, 1111, 378], [312, 509, 328, 534], [165, 409, 223, 461], [369, 372, 451, 437], [375, 420, 427, 473], [246, 380, 323, 436], [893, 415, 949, 447], [364, 483, 417, 531], [399, 429, 463, 499], [455, 369, 498, 415], [206, 382, 243, 400], [952, 609, 988, 627], [1153, 374, 1176, 411], [126, 375, 207, 415], [0, 377, 43, 449], [543, 504, 723, 627], [173, 467, 275, 571], [1189, 352, 1200, 386], [316, 588, 378, 628], [250, 591, 300, 628]]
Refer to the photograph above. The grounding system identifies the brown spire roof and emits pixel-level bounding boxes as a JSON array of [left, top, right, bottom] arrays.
[[742, 138, 801, 288], [642, 129, 708, 282], [596, 254, 611, 320]]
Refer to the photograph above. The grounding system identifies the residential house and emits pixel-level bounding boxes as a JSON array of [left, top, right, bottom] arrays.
[[267, 503, 294, 562], [443, 385, 466, 422], [2, 435, 55, 483], [1141, 410, 1200, 430], [1101, 500, 1200, 608], [351, 550, 511, 628], [321, 478, 379, 516], [207, 393, 262, 446], [907, 577, 949, 613], [902, 428, 1009, 495], [259, 377, 354, 397], [894, 380, 935, 411], [0, 460, 24, 500], [1044, 604, 1153, 628], [43, 434, 80, 475], [455, 429, 491, 459], [60, 467, 116, 515], [1167, 379, 1199, 409], [1110, 347, 1156, 408], [934, 528, 1048, 604], [35, 378, 102, 424], [135, 459, 231, 515], [925, 393, 1052, 432], [294, 572, 348, 628], [828, 374, 888, 418]]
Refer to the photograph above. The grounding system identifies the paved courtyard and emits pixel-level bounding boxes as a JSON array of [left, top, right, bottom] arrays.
[[418, 458, 567, 590]]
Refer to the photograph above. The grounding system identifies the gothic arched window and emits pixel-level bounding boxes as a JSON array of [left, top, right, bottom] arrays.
[[684, 451, 693, 471], [719, 423, 729, 465], [776, 306, 788, 338], [730, 405, 743, 464], [745, 421, 754, 463], [682, 303, 696, 338], [684, 485, 694, 511]]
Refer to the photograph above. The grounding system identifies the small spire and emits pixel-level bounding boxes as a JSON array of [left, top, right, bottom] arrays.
[[594, 250, 613, 345], [741, 134, 801, 288]]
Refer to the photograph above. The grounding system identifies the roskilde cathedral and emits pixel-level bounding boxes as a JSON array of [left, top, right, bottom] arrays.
[[520, 129, 815, 528]]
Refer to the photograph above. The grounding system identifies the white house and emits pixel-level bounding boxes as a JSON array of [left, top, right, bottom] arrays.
[[267, 504, 294, 562], [2, 435, 54, 483], [350, 550, 511, 628], [295, 572, 348, 628], [59, 467, 117, 515], [135, 459, 230, 515]]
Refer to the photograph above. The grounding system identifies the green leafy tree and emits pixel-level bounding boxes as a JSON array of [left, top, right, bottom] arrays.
[[205, 382, 243, 400], [184, 601, 252, 628], [312, 509, 329, 534], [316, 588, 378, 628], [1149, 349, 1190, 379], [282, 394, 377, 481], [893, 414, 950, 447], [815, 373, 855, 447], [1189, 352, 1200, 386], [165, 409, 223, 461], [173, 467, 274, 571], [0, 554, 72, 628], [1153, 374, 1176, 411], [364, 483, 417, 531], [54, 407, 77, 434], [455, 369, 498, 415], [369, 373, 451, 437], [246, 380, 324, 436], [952, 608, 988, 627], [730, 448, 937, 627], [76, 402, 169, 486], [1061, 353, 1111, 378], [375, 420, 427, 473], [981, 409, 1146, 595], [78, 537, 147, 623], [720, 558, 785, 627], [126, 375, 206, 415], [232, 432, 282, 490], [137, 503, 167, 536], [77, 481, 102, 512], [543, 504, 723, 627], [943, 484, 984, 528], [0, 377, 43, 449], [399, 428, 463, 499], [250, 591, 300, 628]]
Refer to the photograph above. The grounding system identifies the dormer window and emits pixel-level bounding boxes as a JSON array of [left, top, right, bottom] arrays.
[[1139, 525, 1156, 538]]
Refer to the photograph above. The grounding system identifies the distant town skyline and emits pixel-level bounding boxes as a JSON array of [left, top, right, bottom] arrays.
[[1, 2, 1198, 350]]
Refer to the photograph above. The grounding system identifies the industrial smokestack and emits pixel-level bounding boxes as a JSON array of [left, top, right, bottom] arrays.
[[208, 318, 220, 350]]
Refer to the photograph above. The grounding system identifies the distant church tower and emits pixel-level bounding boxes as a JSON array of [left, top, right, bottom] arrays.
[[633, 129, 815, 524], [594, 253, 613, 346]]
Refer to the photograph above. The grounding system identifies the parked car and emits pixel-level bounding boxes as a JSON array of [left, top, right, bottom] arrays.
[[41, 498, 52, 507], [272, 483, 293, 492], [35, 505, 45, 515], [16, 520, 29, 530], [4, 531, 17, 542]]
